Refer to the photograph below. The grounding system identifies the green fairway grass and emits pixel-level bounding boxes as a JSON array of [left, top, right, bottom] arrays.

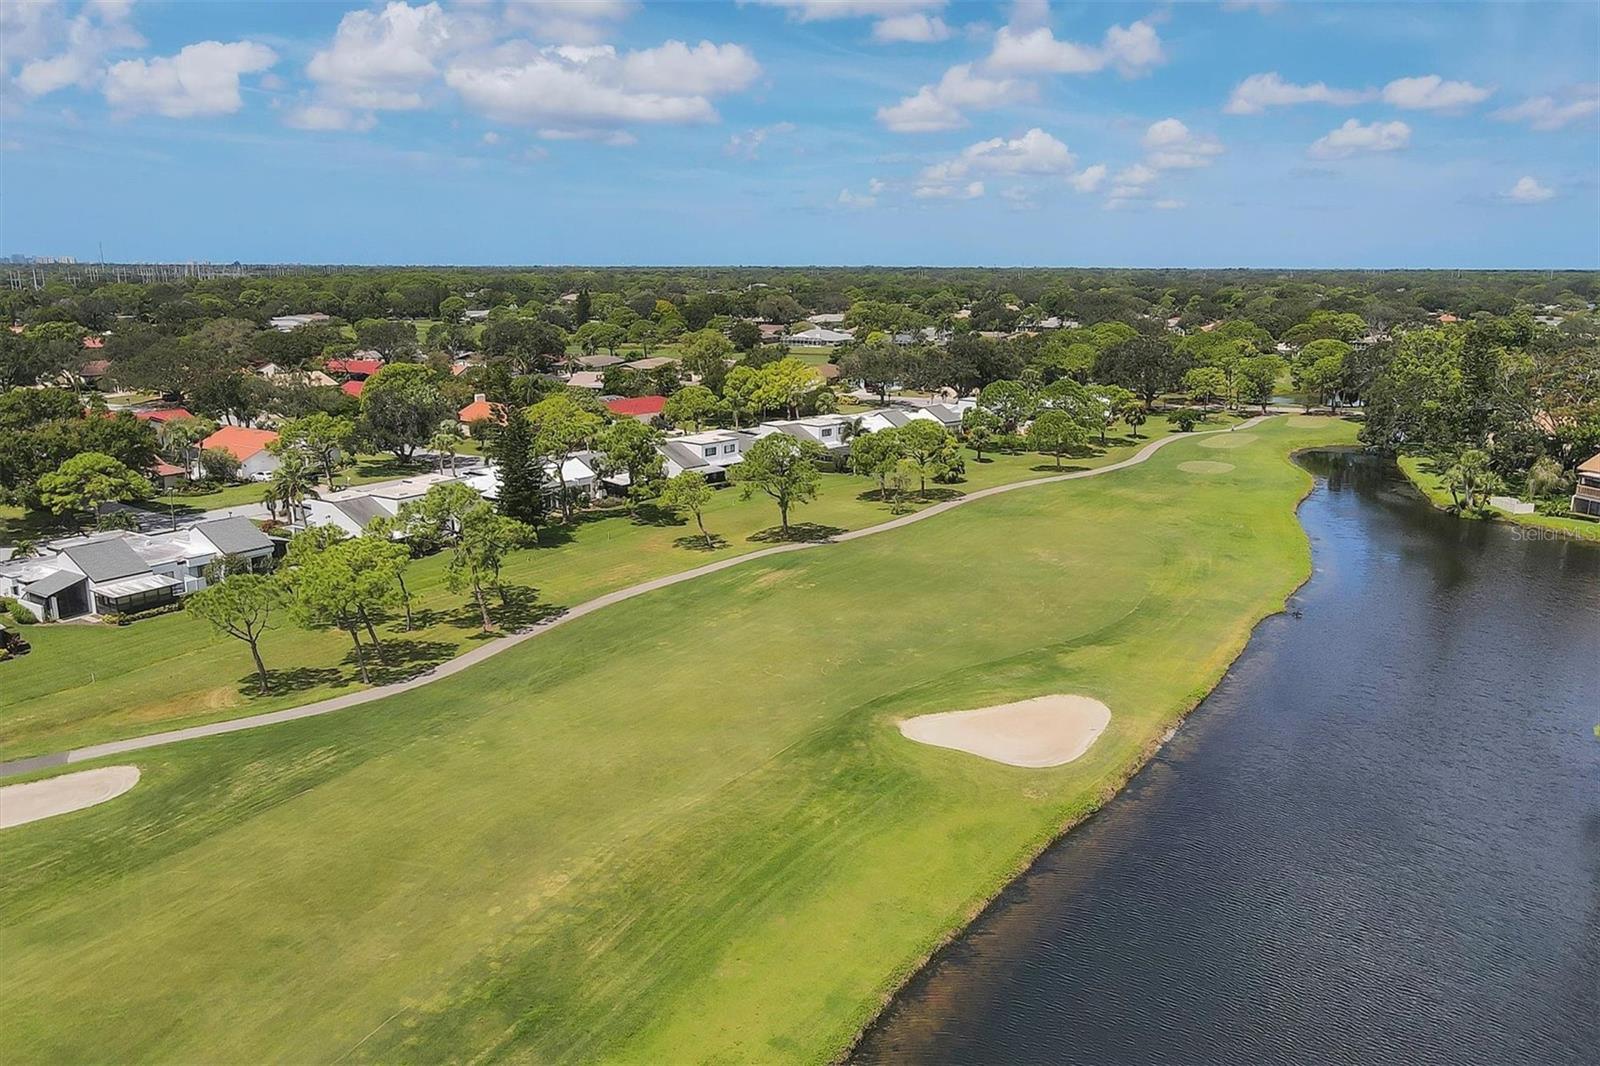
[[1, 418, 1190, 761], [1, 416, 1355, 1064]]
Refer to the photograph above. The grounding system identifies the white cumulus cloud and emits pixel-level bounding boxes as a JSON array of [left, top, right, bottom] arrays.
[[914, 179, 984, 200], [503, 0, 635, 46], [306, 1, 459, 110], [14, 0, 145, 96], [444, 39, 758, 138], [837, 187, 877, 208], [1308, 118, 1411, 158], [1381, 74, 1491, 111], [1492, 92, 1600, 131], [103, 40, 276, 118], [1506, 176, 1554, 203], [987, 19, 1164, 78], [877, 62, 1031, 132], [1069, 163, 1107, 192], [725, 120, 796, 159], [285, 103, 376, 131], [872, 13, 952, 43], [1142, 117, 1223, 169], [1224, 72, 1373, 115]]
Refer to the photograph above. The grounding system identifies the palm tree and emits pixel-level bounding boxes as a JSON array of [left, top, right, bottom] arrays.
[[429, 422, 462, 474], [267, 451, 319, 526]]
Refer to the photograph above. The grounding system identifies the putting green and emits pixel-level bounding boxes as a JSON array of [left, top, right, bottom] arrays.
[[0, 417, 1357, 1064], [1198, 433, 1256, 449]]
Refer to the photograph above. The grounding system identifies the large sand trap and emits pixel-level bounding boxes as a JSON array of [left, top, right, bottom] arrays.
[[0, 766, 140, 829], [899, 695, 1111, 768], [1179, 460, 1235, 474], [1199, 433, 1255, 449]]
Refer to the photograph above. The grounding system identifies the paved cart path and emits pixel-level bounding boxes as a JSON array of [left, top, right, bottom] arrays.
[[0, 417, 1276, 780]]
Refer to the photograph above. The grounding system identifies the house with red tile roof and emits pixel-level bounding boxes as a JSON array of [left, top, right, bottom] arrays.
[[605, 395, 667, 422], [458, 393, 507, 432], [83, 335, 106, 349], [201, 426, 281, 481], [134, 407, 195, 424], [341, 379, 365, 398], [325, 357, 384, 378]]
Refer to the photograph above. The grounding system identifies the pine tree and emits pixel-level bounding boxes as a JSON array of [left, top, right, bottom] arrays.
[[491, 407, 545, 527], [574, 288, 592, 326]]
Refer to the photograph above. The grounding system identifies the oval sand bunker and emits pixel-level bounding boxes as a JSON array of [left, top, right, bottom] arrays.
[[1179, 460, 1235, 474], [899, 695, 1111, 768], [0, 766, 140, 829]]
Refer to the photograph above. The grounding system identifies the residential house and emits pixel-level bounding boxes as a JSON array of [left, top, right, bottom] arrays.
[[458, 393, 507, 432], [201, 426, 281, 481], [576, 354, 625, 369], [786, 327, 854, 347], [148, 461, 188, 490], [269, 313, 331, 332], [460, 455, 601, 505], [324, 356, 384, 379], [605, 395, 666, 422], [625, 356, 677, 371], [0, 519, 274, 621], [132, 406, 195, 425], [807, 313, 847, 326], [1572, 453, 1600, 519], [853, 409, 914, 434], [659, 429, 750, 483], [566, 371, 604, 390], [304, 472, 470, 536], [762, 414, 856, 463], [341, 379, 365, 398]]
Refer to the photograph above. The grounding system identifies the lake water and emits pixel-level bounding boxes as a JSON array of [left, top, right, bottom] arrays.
[[852, 451, 1600, 1065]]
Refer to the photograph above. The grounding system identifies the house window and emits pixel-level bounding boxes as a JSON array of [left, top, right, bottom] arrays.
[[821, 428, 833, 437], [702, 446, 717, 458], [723, 444, 736, 454]]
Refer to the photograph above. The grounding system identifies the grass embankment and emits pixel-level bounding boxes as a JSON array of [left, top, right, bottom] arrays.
[[1, 416, 1355, 1064], [1397, 454, 1600, 541], [1, 418, 1190, 760]]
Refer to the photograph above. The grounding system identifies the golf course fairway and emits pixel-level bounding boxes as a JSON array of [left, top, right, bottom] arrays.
[[0, 416, 1357, 1064]]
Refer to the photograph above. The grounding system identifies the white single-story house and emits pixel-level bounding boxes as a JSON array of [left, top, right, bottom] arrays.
[[853, 409, 915, 434], [760, 414, 857, 460], [268, 313, 331, 332], [787, 327, 854, 347], [303, 472, 470, 536], [0, 519, 275, 621], [460, 455, 601, 504]]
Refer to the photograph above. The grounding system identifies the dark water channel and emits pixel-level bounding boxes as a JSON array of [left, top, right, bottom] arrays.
[[852, 451, 1600, 1065]]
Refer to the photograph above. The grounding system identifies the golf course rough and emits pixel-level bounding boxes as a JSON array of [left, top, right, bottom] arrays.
[[0, 416, 1358, 1065]]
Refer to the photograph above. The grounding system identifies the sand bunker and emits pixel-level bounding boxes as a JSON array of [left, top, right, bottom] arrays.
[[1199, 433, 1255, 449], [1179, 460, 1235, 474], [899, 695, 1111, 768], [0, 766, 140, 829]]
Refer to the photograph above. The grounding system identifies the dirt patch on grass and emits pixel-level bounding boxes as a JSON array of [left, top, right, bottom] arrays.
[[1179, 460, 1236, 474], [899, 695, 1111, 768], [1, 766, 140, 829]]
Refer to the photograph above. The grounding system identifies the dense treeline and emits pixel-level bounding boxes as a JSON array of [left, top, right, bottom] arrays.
[[2, 267, 1597, 522]]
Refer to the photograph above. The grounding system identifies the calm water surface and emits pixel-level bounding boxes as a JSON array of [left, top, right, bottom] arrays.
[[853, 452, 1599, 1065]]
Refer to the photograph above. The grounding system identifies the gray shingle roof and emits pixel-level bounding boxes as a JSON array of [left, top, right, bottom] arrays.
[[24, 568, 87, 599], [660, 441, 709, 469], [62, 539, 148, 582], [195, 517, 273, 555], [332, 497, 391, 529]]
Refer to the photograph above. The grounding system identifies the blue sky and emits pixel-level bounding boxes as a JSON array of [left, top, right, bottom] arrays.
[[2, 0, 1596, 267]]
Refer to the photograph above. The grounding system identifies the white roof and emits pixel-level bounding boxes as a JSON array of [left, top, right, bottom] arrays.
[[94, 573, 181, 597], [788, 328, 853, 343]]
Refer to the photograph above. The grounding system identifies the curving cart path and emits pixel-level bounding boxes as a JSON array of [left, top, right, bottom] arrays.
[[0, 416, 1276, 780]]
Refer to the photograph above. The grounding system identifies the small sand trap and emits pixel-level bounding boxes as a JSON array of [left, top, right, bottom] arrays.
[[1179, 460, 1235, 474], [1199, 433, 1255, 449], [899, 695, 1111, 768], [0, 766, 140, 829]]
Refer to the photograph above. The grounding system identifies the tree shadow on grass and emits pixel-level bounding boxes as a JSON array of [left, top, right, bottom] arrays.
[[629, 502, 687, 528], [673, 532, 729, 552], [362, 638, 459, 685], [1029, 463, 1093, 473], [748, 522, 846, 544], [246, 665, 348, 699]]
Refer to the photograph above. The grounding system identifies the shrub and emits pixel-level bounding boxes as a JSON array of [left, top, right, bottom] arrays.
[[0, 596, 38, 625], [1172, 407, 1202, 432]]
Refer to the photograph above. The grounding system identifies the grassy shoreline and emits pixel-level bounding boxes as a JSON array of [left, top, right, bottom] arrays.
[[1397, 454, 1600, 543], [835, 435, 1339, 1061]]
